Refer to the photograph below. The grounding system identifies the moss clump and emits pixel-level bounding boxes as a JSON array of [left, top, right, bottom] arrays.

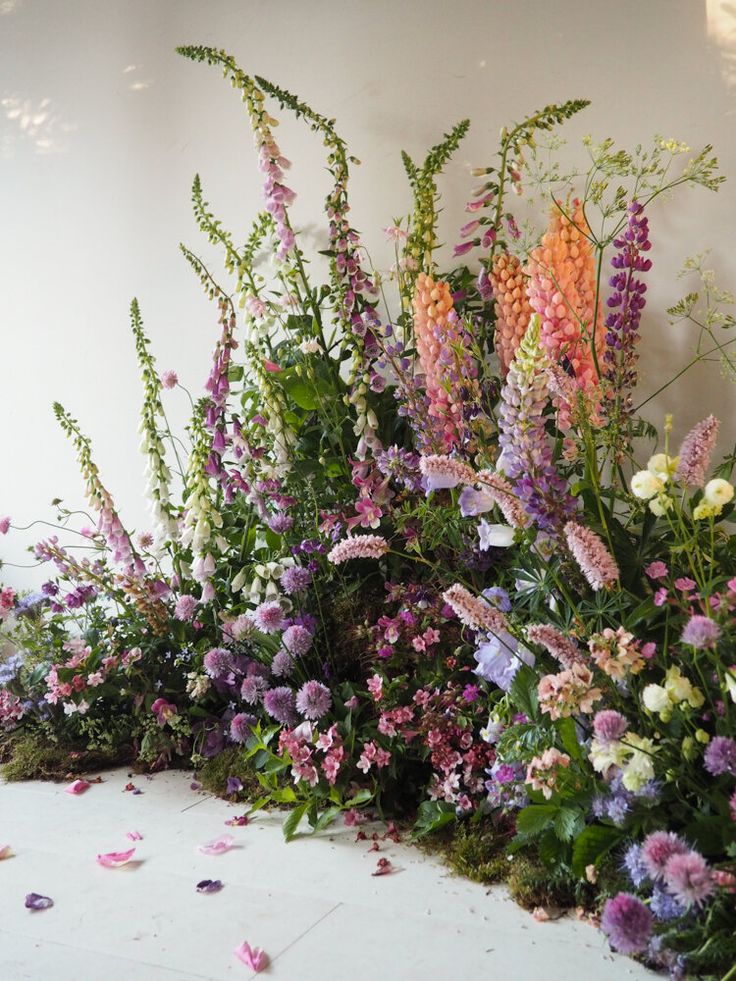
[[505, 854, 578, 910], [437, 821, 511, 884], [1, 730, 132, 782], [197, 747, 264, 800]]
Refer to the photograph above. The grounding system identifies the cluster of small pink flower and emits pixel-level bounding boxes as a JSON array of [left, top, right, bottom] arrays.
[[279, 723, 345, 787]]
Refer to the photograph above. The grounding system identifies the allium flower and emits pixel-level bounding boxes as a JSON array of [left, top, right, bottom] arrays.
[[268, 513, 294, 534], [419, 454, 475, 492], [240, 675, 269, 705], [252, 600, 286, 634], [327, 535, 389, 565], [564, 522, 620, 591], [600, 893, 652, 954], [161, 370, 178, 389], [174, 594, 198, 621], [663, 850, 715, 907], [641, 831, 689, 880], [230, 713, 254, 744], [262, 686, 297, 725], [593, 710, 628, 744], [281, 624, 313, 656], [271, 649, 295, 677], [681, 614, 721, 649], [704, 736, 736, 776], [490, 252, 532, 374], [674, 415, 719, 488], [203, 647, 235, 680], [295, 680, 332, 721], [442, 583, 509, 634], [526, 623, 582, 669], [280, 566, 312, 595]]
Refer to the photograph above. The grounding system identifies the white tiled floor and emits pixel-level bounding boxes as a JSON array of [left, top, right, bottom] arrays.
[[0, 769, 654, 980]]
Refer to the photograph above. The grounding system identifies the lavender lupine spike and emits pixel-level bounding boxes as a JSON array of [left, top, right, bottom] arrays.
[[130, 299, 178, 546], [53, 403, 142, 573], [674, 415, 720, 488], [603, 201, 652, 420], [497, 315, 575, 531], [564, 521, 620, 591]]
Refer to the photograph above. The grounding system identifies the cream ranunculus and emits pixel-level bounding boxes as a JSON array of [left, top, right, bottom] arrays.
[[631, 470, 664, 500], [643, 683, 670, 715], [703, 478, 734, 508], [647, 453, 678, 482], [649, 494, 673, 517]]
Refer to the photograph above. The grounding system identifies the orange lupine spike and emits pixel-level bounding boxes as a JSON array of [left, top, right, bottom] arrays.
[[490, 253, 533, 374]]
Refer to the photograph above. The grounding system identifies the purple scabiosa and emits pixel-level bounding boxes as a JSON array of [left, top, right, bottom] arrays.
[[280, 566, 312, 595], [375, 445, 422, 491], [681, 614, 721, 649], [663, 850, 714, 907], [252, 600, 286, 634], [203, 647, 235, 680], [526, 624, 583, 670], [295, 680, 332, 721], [703, 736, 736, 776], [442, 583, 509, 634], [271, 649, 295, 678], [564, 522, 620, 591], [603, 201, 651, 419], [174, 594, 198, 621], [328, 535, 389, 564], [240, 675, 269, 705], [674, 415, 719, 488], [641, 831, 689, 881], [621, 843, 648, 888], [497, 315, 575, 531], [230, 713, 254, 744], [601, 893, 652, 954], [593, 709, 628, 744], [262, 686, 297, 725], [281, 624, 313, 656]]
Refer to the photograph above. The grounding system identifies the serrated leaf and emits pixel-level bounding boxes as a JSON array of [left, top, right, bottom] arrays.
[[571, 824, 623, 878], [554, 806, 581, 842], [516, 804, 558, 836]]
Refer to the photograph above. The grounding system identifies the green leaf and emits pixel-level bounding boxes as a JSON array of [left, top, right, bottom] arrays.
[[509, 664, 539, 720], [344, 788, 373, 808], [312, 806, 342, 834], [554, 806, 582, 842], [556, 718, 583, 762], [571, 824, 623, 878], [516, 804, 558, 837], [282, 801, 309, 842], [411, 800, 456, 839]]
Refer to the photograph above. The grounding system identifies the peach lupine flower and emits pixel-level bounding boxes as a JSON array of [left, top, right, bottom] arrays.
[[490, 253, 533, 374]]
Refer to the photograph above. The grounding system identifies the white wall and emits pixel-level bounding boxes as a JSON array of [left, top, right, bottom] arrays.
[[2, 0, 735, 589]]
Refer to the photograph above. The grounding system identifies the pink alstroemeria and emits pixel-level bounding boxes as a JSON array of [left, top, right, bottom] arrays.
[[65, 779, 91, 795], [234, 941, 268, 972], [197, 834, 235, 856], [97, 848, 136, 868]]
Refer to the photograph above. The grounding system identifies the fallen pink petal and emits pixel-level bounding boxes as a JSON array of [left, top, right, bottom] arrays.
[[532, 907, 551, 922], [97, 847, 136, 868], [126, 831, 143, 841], [197, 834, 234, 856], [372, 857, 393, 876], [225, 814, 249, 827], [65, 779, 91, 795], [196, 878, 223, 893], [25, 893, 53, 911], [0, 844, 12, 860], [234, 941, 268, 972]]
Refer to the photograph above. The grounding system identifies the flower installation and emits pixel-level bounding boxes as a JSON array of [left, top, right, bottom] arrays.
[[2, 45, 736, 978]]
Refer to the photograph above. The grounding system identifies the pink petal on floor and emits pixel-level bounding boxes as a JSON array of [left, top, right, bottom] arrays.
[[372, 857, 394, 876], [234, 941, 268, 972], [0, 844, 12, 860], [126, 831, 143, 841], [65, 779, 91, 795], [225, 815, 249, 827], [532, 906, 550, 922], [97, 848, 136, 868], [197, 834, 234, 856]]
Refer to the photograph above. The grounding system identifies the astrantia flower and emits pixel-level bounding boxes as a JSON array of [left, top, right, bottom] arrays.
[[674, 415, 719, 488], [704, 735, 736, 776], [203, 647, 235, 680], [295, 680, 332, 721], [262, 686, 297, 725], [681, 614, 721, 649], [252, 600, 286, 634], [327, 535, 389, 565], [230, 713, 254, 744], [564, 522, 620, 591], [419, 454, 475, 492], [280, 565, 312, 594], [600, 893, 652, 954], [271, 649, 295, 677], [663, 850, 714, 907], [641, 831, 689, 880], [174, 594, 197, 621], [282, 624, 313, 656]]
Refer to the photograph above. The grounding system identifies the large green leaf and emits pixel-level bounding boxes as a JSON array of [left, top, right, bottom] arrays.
[[282, 801, 309, 842], [571, 824, 623, 878], [516, 803, 558, 836]]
